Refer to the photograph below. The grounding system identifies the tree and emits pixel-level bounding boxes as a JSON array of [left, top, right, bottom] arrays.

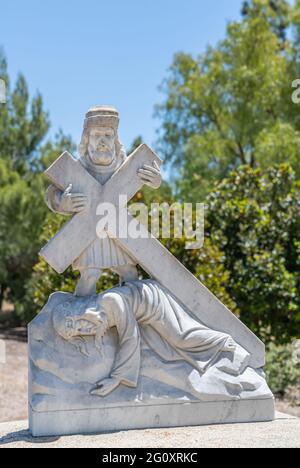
[[156, 1, 300, 200], [0, 160, 46, 313], [206, 164, 300, 343], [0, 48, 50, 176], [0, 48, 75, 320]]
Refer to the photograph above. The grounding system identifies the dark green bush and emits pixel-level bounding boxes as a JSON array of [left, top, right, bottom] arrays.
[[265, 342, 300, 397]]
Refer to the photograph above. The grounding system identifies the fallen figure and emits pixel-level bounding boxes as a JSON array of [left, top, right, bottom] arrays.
[[52, 280, 255, 397]]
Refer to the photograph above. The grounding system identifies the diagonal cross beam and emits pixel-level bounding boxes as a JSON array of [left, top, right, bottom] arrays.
[[40, 144, 265, 368]]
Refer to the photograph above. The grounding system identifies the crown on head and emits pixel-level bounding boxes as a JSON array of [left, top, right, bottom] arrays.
[[84, 105, 119, 131]]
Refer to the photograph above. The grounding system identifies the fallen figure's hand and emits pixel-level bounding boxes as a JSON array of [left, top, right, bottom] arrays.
[[90, 378, 121, 397]]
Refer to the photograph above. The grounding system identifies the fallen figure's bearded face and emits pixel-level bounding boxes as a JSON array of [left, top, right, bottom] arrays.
[[52, 301, 109, 357]]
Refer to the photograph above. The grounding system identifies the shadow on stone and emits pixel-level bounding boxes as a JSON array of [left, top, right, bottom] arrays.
[[0, 428, 59, 446]]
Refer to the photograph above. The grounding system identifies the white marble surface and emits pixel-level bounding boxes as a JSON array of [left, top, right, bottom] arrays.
[[29, 398, 275, 437]]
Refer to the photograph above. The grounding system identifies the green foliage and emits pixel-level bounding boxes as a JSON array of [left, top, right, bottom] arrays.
[[156, 1, 300, 200], [194, 240, 239, 315], [241, 0, 290, 43], [161, 235, 239, 315], [254, 122, 300, 177], [206, 164, 300, 343], [265, 342, 300, 396], [127, 135, 143, 155], [0, 49, 50, 175], [0, 152, 47, 316], [292, 0, 300, 59], [36, 130, 76, 173], [163, 236, 238, 315]]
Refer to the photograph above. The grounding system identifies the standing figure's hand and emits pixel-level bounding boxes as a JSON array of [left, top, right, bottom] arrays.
[[59, 184, 88, 214], [138, 161, 162, 189]]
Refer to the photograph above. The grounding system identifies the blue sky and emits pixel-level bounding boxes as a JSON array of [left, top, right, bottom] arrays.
[[1, 0, 243, 151]]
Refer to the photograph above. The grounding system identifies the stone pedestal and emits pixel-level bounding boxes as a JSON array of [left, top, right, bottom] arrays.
[[29, 398, 275, 438]]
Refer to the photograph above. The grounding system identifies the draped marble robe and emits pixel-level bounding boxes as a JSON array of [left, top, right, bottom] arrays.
[[98, 280, 234, 389]]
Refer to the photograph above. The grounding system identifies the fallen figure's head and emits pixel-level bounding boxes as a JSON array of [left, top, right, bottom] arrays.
[[53, 300, 109, 358]]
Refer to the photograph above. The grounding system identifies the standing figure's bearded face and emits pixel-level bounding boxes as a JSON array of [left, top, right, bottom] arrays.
[[87, 127, 116, 166]]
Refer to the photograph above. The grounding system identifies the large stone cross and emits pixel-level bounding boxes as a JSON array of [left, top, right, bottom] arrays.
[[40, 144, 264, 368]]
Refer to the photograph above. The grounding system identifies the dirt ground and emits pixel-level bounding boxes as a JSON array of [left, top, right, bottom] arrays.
[[0, 334, 299, 423], [0, 335, 28, 422]]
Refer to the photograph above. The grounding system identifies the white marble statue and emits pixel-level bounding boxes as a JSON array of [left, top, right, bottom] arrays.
[[45, 106, 161, 296], [28, 105, 275, 437]]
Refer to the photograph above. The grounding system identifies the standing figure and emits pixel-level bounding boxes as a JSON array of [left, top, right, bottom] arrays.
[[45, 106, 162, 296]]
